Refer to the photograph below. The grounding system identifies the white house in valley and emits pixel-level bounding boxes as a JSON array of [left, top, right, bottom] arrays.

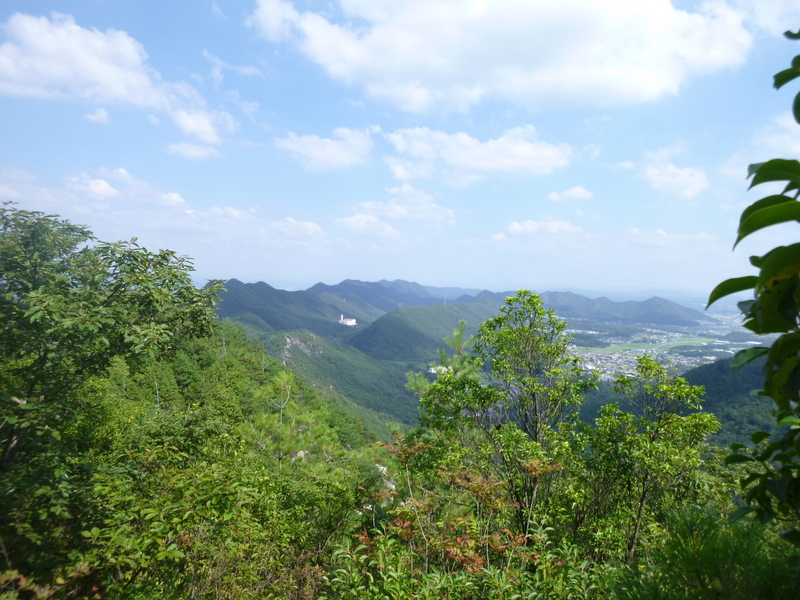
[[339, 314, 357, 326]]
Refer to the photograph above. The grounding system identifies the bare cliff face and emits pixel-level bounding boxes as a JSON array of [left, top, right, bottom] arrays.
[[281, 333, 322, 365]]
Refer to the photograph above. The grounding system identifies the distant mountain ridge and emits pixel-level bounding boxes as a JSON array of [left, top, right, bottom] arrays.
[[215, 278, 718, 425], [219, 278, 714, 329], [466, 290, 715, 327]]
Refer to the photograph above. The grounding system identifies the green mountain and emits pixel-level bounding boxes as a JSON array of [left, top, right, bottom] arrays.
[[682, 356, 779, 447], [378, 279, 483, 300], [348, 301, 502, 362], [216, 279, 356, 341], [469, 290, 715, 326], [261, 328, 421, 425], [307, 279, 441, 320]]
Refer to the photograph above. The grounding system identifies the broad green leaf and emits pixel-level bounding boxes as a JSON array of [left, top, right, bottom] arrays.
[[730, 347, 768, 370], [794, 93, 800, 126], [744, 279, 796, 334], [707, 276, 756, 308], [756, 243, 800, 293], [737, 299, 756, 317], [774, 67, 800, 90], [751, 430, 771, 445], [777, 415, 800, 426], [739, 194, 796, 225], [736, 199, 800, 247], [728, 506, 754, 523], [766, 478, 789, 503], [748, 162, 765, 178], [767, 334, 800, 409], [750, 254, 766, 268], [785, 30, 800, 40], [748, 159, 800, 189]]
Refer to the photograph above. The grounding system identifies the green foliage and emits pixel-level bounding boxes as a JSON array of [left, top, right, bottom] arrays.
[[709, 30, 800, 548], [0, 204, 222, 402], [1, 319, 383, 599], [0, 206, 387, 599], [349, 302, 497, 362], [574, 357, 720, 564], [473, 291, 594, 445], [321, 525, 615, 600], [612, 508, 800, 599]]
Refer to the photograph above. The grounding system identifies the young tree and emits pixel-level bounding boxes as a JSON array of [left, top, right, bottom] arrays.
[[405, 319, 478, 395], [417, 291, 594, 537], [472, 290, 592, 445], [591, 357, 718, 564]]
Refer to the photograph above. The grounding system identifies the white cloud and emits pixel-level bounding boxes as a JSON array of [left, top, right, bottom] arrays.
[[202, 50, 263, 85], [66, 173, 118, 197], [643, 146, 709, 198], [644, 163, 709, 198], [171, 109, 236, 144], [224, 90, 259, 116], [85, 107, 110, 123], [627, 227, 716, 247], [384, 125, 571, 186], [211, 2, 227, 20], [335, 183, 453, 239], [334, 214, 400, 238], [720, 113, 800, 184], [732, 0, 800, 36], [168, 143, 222, 160], [0, 184, 20, 199], [361, 183, 454, 222], [272, 216, 325, 238], [756, 112, 800, 156], [161, 192, 186, 206], [548, 186, 594, 202], [375, 184, 455, 223], [0, 13, 235, 143], [248, 0, 751, 113], [274, 127, 373, 169], [507, 218, 583, 235]]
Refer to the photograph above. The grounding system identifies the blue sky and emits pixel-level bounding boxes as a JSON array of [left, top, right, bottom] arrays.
[[2, 1, 800, 298]]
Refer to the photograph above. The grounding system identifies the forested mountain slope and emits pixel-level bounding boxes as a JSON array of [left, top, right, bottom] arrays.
[[469, 290, 716, 326], [262, 329, 421, 425], [216, 279, 355, 340], [347, 302, 502, 362]]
